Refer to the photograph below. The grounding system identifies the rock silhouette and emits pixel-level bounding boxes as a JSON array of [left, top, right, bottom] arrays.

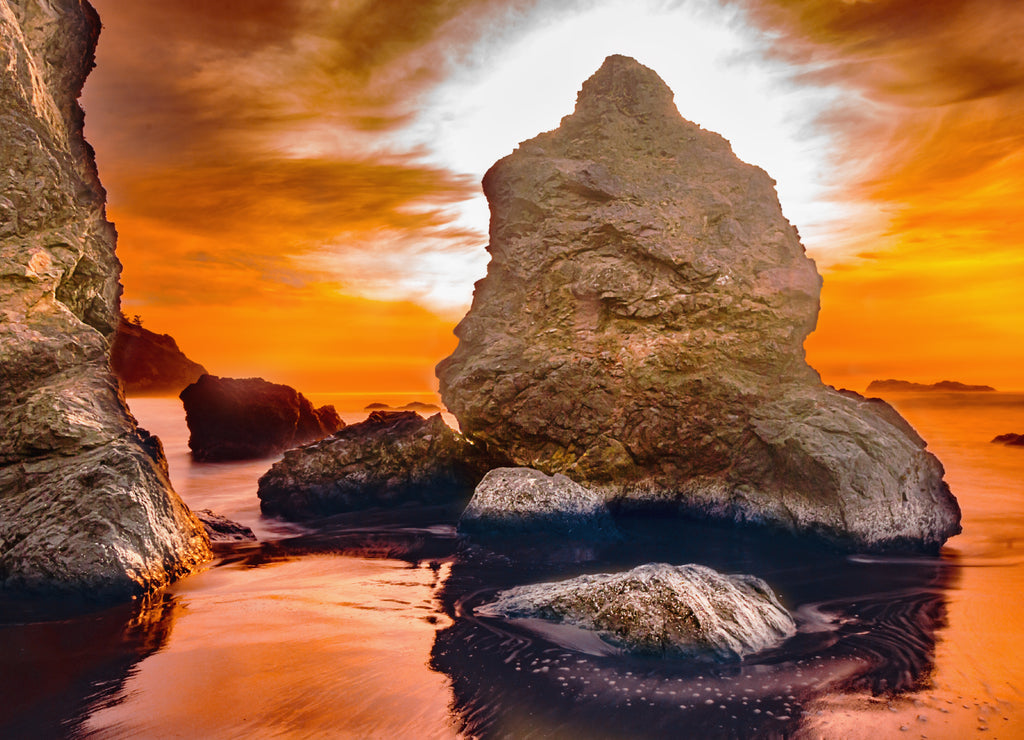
[[437, 55, 961, 552], [0, 0, 209, 596], [179, 374, 342, 461], [111, 317, 207, 395], [867, 379, 995, 393]]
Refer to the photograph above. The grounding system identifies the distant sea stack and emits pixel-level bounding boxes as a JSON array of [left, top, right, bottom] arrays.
[[0, 0, 210, 596], [111, 317, 207, 395], [867, 379, 996, 393], [180, 375, 343, 461], [437, 55, 961, 551]]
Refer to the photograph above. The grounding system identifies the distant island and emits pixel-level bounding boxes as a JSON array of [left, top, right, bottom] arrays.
[[866, 379, 997, 393], [992, 433, 1024, 446], [364, 401, 442, 412]]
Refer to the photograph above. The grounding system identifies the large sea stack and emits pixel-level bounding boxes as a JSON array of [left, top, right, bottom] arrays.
[[437, 55, 961, 551], [0, 1, 210, 595]]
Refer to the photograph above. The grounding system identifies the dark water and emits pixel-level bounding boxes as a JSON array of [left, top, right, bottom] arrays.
[[2, 392, 1023, 739]]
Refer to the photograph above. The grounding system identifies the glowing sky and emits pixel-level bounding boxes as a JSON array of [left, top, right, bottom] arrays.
[[82, 0, 1024, 393]]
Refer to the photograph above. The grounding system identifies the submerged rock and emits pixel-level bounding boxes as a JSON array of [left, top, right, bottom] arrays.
[[0, 0, 210, 597], [179, 374, 342, 461], [111, 316, 207, 395], [436, 54, 961, 552], [258, 411, 490, 519], [459, 467, 619, 539], [477, 563, 795, 659], [194, 509, 257, 545]]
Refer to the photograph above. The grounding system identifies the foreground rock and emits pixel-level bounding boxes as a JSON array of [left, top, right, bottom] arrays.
[[459, 467, 619, 539], [111, 316, 207, 394], [437, 55, 961, 552], [868, 379, 996, 393], [179, 374, 342, 461], [992, 433, 1024, 446], [258, 411, 490, 519], [476, 563, 795, 659], [0, 0, 210, 596]]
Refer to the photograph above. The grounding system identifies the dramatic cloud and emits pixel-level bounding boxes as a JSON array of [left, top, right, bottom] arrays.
[[82, 0, 1024, 391]]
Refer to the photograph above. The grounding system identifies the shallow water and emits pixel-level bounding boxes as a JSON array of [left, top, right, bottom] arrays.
[[1, 392, 1022, 739]]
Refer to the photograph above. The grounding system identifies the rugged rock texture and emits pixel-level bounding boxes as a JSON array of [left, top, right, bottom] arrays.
[[459, 467, 619, 539], [111, 316, 207, 394], [867, 379, 996, 393], [437, 55, 961, 552], [179, 374, 342, 461], [0, 0, 210, 596], [992, 433, 1024, 446], [476, 563, 795, 659], [258, 411, 490, 519]]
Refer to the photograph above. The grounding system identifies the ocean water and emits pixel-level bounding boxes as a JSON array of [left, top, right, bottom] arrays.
[[2, 392, 1023, 739]]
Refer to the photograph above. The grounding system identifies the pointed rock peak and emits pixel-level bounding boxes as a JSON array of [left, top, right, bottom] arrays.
[[573, 54, 677, 121]]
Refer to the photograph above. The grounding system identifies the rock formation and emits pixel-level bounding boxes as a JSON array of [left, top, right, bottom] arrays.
[[867, 379, 996, 393], [179, 374, 342, 461], [992, 433, 1024, 446], [0, 0, 210, 596], [476, 563, 795, 659], [459, 467, 619, 539], [258, 411, 489, 519], [437, 55, 961, 552], [111, 316, 207, 394]]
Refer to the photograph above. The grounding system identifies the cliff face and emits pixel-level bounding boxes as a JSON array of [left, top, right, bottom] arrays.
[[111, 318, 207, 395], [437, 55, 961, 551], [0, 0, 210, 596]]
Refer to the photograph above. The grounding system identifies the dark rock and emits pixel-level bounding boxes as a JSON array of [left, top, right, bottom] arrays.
[[0, 0, 210, 597], [179, 374, 343, 461], [257, 411, 491, 520], [459, 467, 619, 540], [110, 317, 207, 395], [193, 509, 257, 544], [399, 401, 441, 412], [475, 563, 795, 659], [992, 433, 1024, 446], [867, 379, 996, 393], [436, 55, 961, 552], [364, 402, 391, 410]]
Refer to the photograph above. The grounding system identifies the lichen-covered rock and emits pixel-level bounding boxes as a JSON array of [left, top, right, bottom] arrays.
[[476, 563, 796, 659], [0, 0, 210, 597], [257, 411, 490, 519], [459, 467, 619, 539], [179, 374, 343, 461], [436, 54, 961, 552], [111, 317, 207, 395]]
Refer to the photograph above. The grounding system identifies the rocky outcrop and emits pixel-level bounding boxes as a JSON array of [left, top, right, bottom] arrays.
[[257, 411, 490, 519], [111, 316, 207, 394], [437, 55, 961, 552], [476, 563, 795, 659], [0, 0, 210, 596], [179, 374, 342, 461], [867, 379, 996, 393], [992, 433, 1024, 446], [459, 467, 619, 539]]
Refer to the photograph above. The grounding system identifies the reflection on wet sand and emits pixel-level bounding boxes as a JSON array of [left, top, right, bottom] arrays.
[[430, 517, 957, 739], [0, 592, 178, 739]]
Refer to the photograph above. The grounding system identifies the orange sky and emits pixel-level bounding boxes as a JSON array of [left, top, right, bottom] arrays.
[[82, 0, 1024, 393]]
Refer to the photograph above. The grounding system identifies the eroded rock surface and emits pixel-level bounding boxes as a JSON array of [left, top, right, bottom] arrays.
[[111, 317, 207, 395], [437, 55, 961, 552], [179, 374, 342, 461], [0, 0, 210, 596], [476, 563, 795, 659], [258, 411, 489, 519], [459, 467, 619, 539]]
